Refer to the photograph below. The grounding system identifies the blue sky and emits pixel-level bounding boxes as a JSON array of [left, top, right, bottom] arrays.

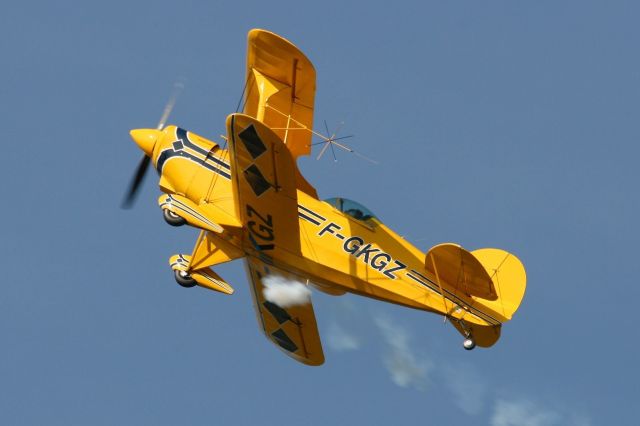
[[2, 1, 638, 424]]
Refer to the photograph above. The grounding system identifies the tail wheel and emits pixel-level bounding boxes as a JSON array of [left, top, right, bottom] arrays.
[[163, 209, 186, 226], [174, 270, 196, 288], [463, 338, 476, 351]]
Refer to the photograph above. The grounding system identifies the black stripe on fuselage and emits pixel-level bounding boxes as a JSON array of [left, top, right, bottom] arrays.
[[407, 269, 501, 325], [298, 205, 325, 222], [157, 130, 501, 324], [176, 128, 231, 170], [156, 148, 232, 180], [298, 212, 321, 225]]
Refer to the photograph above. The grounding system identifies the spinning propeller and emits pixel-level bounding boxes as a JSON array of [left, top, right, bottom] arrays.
[[121, 81, 184, 209]]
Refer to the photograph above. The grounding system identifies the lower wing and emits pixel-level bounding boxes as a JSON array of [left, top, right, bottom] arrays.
[[244, 257, 324, 366]]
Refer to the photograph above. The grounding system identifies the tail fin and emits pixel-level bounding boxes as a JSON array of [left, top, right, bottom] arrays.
[[439, 247, 526, 348], [471, 248, 526, 320]]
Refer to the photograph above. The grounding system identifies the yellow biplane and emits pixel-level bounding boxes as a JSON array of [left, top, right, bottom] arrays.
[[123, 29, 526, 365]]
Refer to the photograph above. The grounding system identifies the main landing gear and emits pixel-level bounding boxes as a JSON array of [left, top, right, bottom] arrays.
[[174, 269, 196, 288], [456, 319, 476, 350], [163, 209, 186, 227], [463, 338, 476, 351]]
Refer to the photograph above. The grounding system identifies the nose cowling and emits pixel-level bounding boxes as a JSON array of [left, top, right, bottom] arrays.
[[130, 129, 162, 157]]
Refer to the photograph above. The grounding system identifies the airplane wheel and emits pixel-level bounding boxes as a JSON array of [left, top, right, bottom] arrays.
[[463, 338, 476, 351], [163, 209, 186, 226], [174, 270, 196, 288]]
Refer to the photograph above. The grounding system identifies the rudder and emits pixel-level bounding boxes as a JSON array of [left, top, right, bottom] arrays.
[[471, 248, 526, 321]]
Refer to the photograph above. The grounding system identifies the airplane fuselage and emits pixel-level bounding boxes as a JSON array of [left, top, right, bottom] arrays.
[[153, 126, 505, 327]]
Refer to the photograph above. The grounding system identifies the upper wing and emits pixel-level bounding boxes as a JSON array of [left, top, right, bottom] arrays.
[[243, 29, 318, 198], [245, 257, 325, 366], [226, 113, 301, 258], [243, 29, 315, 159]]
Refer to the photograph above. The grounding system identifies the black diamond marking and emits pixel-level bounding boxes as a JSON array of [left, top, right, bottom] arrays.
[[244, 164, 271, 196], [271, 329, 298, 353], [238, 125, 267, 159], [172, 140, 184, 150], [263, 301, 292, 324]]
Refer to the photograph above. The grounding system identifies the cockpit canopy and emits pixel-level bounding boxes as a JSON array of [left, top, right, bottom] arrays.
[[324, 197, 378, 223]]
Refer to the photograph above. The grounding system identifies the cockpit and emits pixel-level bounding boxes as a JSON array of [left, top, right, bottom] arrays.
[[323, 197, 379, 223]]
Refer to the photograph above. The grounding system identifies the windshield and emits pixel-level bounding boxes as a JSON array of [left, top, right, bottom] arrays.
[[324, 197, 378, 222]]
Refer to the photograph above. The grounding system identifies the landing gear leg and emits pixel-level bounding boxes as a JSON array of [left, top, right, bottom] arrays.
[[456, 319, 476, 350]]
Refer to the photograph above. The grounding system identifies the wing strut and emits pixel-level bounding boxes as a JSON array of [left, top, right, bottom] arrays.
[[429, 251, 452, 322]]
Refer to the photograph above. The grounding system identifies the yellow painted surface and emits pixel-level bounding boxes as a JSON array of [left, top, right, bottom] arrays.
[[245, 257, 324, 366], [244, 29, 315, 160], [191, 268, 234, 295], [129, 29, 527, 361], [189, 231, 244, 270]]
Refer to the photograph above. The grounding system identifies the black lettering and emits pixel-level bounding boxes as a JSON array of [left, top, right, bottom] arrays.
[[383, 260, 407, 279], [319, 222, 341, 237], [246, 205, 275, 247], [246, 205, 273, 227], [355, 244, 380, 263], [343, 236, 364, 254], [249, 233, 274, 251], [370, 253, 391, 271], [248, 220, 274, 241]]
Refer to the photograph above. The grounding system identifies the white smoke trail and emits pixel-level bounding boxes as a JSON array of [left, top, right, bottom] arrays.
[[374, 315, 432, 390], [326, 322, 361, 351], [490, 399, 561, 426], [442, 363, 487, 416], [490, 398, 591, 426], [325, 299, 366, 352], [262, 275, 312, 308], [329, 307, 590, 424]]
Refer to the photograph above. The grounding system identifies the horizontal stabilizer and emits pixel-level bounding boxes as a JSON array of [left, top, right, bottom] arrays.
[[425, 243, 497, 301]]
